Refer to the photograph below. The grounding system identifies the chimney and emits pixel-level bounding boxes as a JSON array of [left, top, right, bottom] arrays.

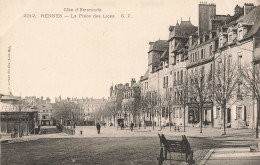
[[46, 97, 51, 103], [234, 5, 243, 15], [198, 2, 216, 36], [131, 78, 136, 87], [125, 83, 129, 89], [244, 3, 254, 16]]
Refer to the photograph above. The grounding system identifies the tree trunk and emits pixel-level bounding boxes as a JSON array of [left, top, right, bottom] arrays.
[[200, 105, 203, 133], [159, 108, 162, 129], [143, 112, 146, 129], [113, 115, 116, 127], [169, 108, 171, 131], [18, 114, 21, 138], [152, 113, 155, 130], [183, 104, 186, 132], [223, 103, 226, 135], [256, 100, 259, 138], [159, 110, 161, 130]]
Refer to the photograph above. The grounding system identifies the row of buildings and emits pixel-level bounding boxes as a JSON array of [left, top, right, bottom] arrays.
[[106, 2, 260, 129], [0, 94, 107, 138], [21, 96, 107, 126]]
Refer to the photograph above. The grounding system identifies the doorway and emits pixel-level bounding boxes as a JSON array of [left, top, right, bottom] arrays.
[[227, 108, 231, 123]]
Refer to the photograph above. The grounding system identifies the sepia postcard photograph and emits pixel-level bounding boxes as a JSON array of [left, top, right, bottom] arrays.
[[1, 0, 260, 164]]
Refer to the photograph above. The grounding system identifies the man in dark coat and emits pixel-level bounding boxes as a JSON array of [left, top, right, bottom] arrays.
[[130, 122, 134, 132], [96, 123, 101, 134]]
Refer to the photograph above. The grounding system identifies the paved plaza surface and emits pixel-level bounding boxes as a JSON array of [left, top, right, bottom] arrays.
[[1, 126, 260, 165]]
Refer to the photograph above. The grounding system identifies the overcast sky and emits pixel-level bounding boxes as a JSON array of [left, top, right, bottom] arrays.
[[0, 0, 259, 101]]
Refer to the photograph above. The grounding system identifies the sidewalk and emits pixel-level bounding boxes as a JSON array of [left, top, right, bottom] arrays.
[[199, 147, 260, 165]]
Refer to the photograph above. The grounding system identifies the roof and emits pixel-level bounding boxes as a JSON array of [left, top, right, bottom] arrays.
[[132, 82, 141, 87], [237, 5, 260, 24], [1, 95, 20, 101], [160, 49, 169, 59], [140, 70, 149, 81], [148, 40, 168, 53], [35, 102, 53, 110], [253, 29, 260, 64], [0, 102, 36, 112], [241, 5, 260, 39], [168, 20, 197, 41]]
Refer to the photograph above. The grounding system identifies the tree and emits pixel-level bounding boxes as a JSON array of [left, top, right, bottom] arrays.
[[188, 66, 212, 133], [53, 101, 74, 127], [214, 55, 241, 135], [140, 95, 148, 128], [143, 90, 160, 130], [162, 88, 173, 131], [92, 105, 108, 122], [242, 63, 260, 138], [105, 102, 117, 127], [179, 74, 189, 132]]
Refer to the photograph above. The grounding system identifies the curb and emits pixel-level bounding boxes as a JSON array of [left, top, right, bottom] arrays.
[[198, 149, 214, 165]]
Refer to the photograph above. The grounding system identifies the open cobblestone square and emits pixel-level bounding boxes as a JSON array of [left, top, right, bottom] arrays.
[[1, 126, 260, 165]]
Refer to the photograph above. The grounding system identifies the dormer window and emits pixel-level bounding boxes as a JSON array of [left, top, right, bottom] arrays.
[[237, 23, 249, 40], [220, 38, 223, 47], [238, 29, 243, 40], [189, 36, 192, 47]]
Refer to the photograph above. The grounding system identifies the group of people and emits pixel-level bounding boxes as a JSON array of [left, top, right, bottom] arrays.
[[119, 122, 135, 131], [95, 122, 136, 134]]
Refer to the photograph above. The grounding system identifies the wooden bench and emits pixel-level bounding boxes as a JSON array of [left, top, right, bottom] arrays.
[[158, 133, 194, 165]]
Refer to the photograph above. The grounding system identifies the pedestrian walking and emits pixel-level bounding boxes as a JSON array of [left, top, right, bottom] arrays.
[[130, 122, 134, 132], [96, 123, 101, 134], [120, 122, 123, 130]]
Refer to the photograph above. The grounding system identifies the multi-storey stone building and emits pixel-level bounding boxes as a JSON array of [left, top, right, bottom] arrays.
[[108, 83, 128, 126], [81, 97, 107, 125], [23, 96, 56, 126], [169, 20, 197, 126], [213, 4, 260, 129], [146, 40, 169, 126], [185, 2, 260, 129], [122, 78, 141, 126]]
